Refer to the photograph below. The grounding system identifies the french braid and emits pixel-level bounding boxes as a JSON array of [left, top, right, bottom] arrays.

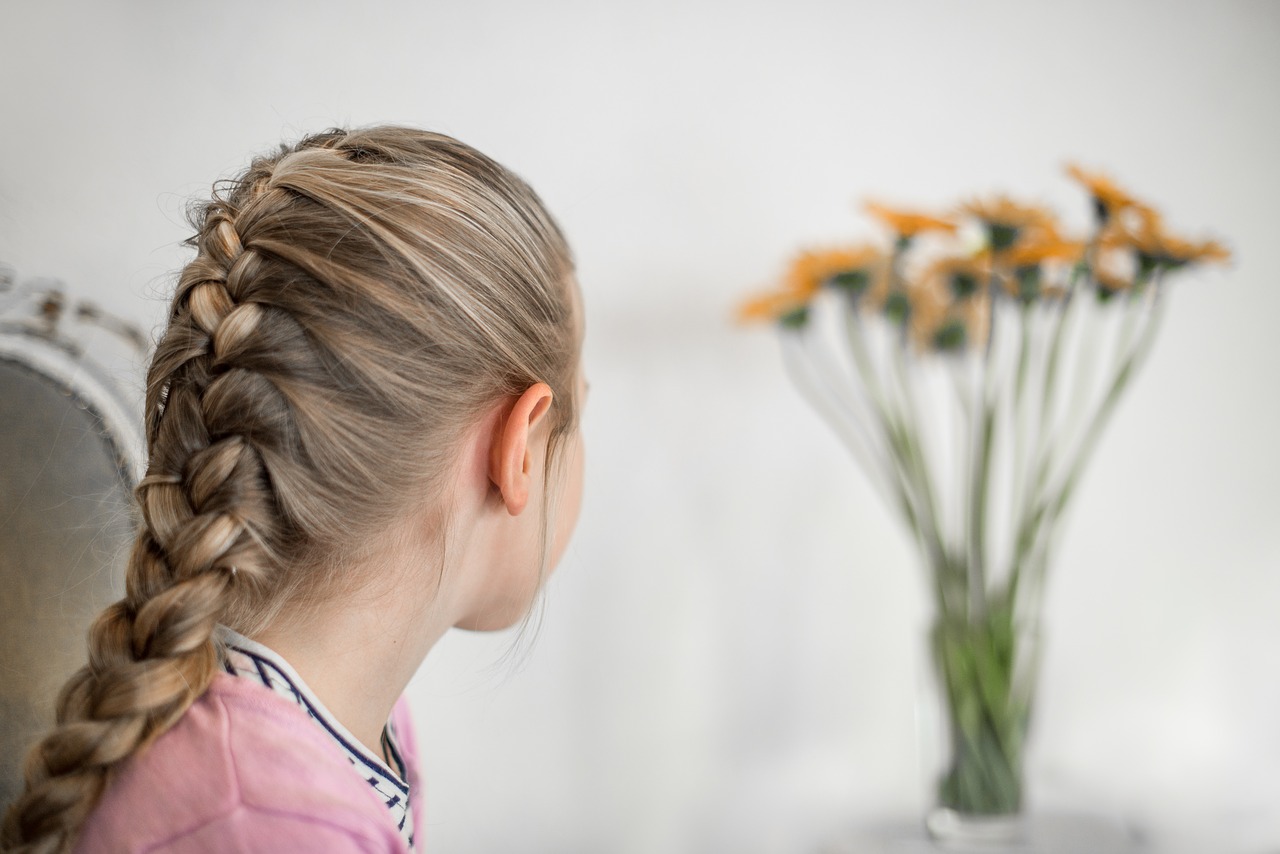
[[2, 127, 579, 852]]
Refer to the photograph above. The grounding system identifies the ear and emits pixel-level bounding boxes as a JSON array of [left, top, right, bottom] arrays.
[[488, 383, 554, 516]]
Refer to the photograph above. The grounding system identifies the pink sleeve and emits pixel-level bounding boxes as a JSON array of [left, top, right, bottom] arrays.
[[147, 805, 392, 853]]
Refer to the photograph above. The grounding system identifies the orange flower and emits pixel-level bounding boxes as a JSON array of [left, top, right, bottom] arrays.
[[1099, 206, 1231, 268], [1003, 235, 1085, 268], [957, 195, 1060, 253], [864, 201, 957, 238], [922, 253, 993, 300], [907, 273, 990, 353], [958, 195, 1056, 229], [1065, 163, 1140, 215], [737, 290, 812, 324], [736, 245, 887, 324], [906, 280, 947, 349], [786, 246, 885, 295], [1094, 267, 1134, 296], [995, 235, 1084, 301], [1131, 212, 1231, 266]]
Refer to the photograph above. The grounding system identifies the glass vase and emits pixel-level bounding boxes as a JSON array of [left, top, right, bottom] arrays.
[[924, 612, 1040, 845]]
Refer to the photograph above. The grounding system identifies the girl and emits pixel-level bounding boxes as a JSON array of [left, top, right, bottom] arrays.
[[2, 126, 586, 853]]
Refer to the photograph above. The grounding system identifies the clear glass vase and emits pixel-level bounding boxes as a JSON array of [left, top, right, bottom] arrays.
[[923, 612, 1041, 845]]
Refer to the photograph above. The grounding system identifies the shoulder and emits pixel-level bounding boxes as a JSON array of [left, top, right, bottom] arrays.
[[77, 674, 405, 853]]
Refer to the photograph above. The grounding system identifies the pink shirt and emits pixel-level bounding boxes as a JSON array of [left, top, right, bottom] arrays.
[[76, 673, 424, 853]]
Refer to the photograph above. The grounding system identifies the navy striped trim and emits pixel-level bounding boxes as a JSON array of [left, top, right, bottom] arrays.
[[382, 725, 408, 782], [226, 644, 409, 796], [215, 627, 415, 850]]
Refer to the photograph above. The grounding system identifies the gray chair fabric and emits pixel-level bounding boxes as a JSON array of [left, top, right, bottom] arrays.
[[0, 302, 143, 810]]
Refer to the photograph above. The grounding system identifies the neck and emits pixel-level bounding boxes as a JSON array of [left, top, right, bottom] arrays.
[[250, 545, 465, 761], [243, 441, 512, 759], [252, 611, 443, 761]]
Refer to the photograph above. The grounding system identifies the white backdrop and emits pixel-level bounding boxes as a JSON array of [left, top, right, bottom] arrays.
[[2, 2, 1278, 852]]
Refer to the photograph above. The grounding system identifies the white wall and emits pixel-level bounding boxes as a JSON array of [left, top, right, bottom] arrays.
[[2, 2, 1277, 851]]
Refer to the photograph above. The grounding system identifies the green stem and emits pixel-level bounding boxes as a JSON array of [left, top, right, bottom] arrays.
[[1004, 303, 1035, 602], [932, 611, 1033, 815], [783, 330, 891, 480], [842, 311, 950, 573], [1015, 277, 1167, 608], [967, 271, 1002, 623], [888, 334, 947, 566], [968, 399, 996, 619], [1024, 249, 1093, 520], [1046, 283, 1167, 528]]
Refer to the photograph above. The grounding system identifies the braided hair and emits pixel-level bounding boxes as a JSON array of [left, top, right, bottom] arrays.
[[1, 127, 579, 853]]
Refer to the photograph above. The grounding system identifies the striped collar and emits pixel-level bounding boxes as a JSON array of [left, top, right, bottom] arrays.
[[216, 627, 415, 849]]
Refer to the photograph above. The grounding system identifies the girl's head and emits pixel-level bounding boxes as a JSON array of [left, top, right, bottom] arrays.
[[2, 126, 583, 851]]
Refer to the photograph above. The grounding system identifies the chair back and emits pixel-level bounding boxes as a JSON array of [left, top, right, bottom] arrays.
[[0, 273, 145, 809]]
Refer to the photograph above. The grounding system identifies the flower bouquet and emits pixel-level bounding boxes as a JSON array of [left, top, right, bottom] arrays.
[[740, 166, 1228, 841]]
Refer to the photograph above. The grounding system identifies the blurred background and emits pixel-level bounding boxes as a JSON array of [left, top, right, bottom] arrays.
[[2, 1, 1277, 851]]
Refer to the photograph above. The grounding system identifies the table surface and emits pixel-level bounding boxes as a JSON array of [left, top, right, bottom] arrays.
[[819, 813, 1147, 854]]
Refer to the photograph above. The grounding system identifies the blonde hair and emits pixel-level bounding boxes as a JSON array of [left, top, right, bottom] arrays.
[[1, 126, 580, 853]]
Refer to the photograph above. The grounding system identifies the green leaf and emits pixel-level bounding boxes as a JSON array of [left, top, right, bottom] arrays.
[[778, 305, 810, 329], [828, 269, 870, 297], [933, 319, 968, 351], [1015, 265, 1041, 303], [950, 272, 979, 300], [883, 290, 912, 326], [989, 223, 1020, 251]]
